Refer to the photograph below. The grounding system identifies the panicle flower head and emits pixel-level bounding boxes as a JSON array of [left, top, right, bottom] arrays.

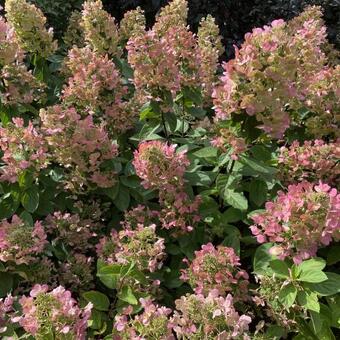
[[127, 25, 201, 103], [159, 191, 201, 233], [278, 139, 340, 185], [0, 15, 23, 65], [58, 253, 94, 292], [63, 46, 135, 133], [0, 294, 14, 334], [63, 10, 85, 48], [5, 0, 57, 57], [114, 298, 173, 339], [122, 205, 160, 230], [40, 105, 119, 191], [198, 15, 223, 99], [96, 232, 117, 265], [0, 63, 44, 105], [63, 46, 122, 111], [211, 128, 247, 160], [81, 0, 120, 56], [24, 257, 56, 286], [254, 276, 296, 329], [250, 181, 340, 263], [212, 6, 335, 139], [171, 291, 251, 339], [0, 118, 48, 183], [127, 29, 181, 98], [0, 215, 47, 265], [0, 16, 44, 104], [97, 224, 166, 273], [133, 141, 201, 233], [119, 7, 146, 43], [115, 224, 166, 272], [19, 284, 92, 340], [153, 0, 188, 36], [304, 66, 340, 138], [45, 211, 99, 251], [133, 141, 189, 190], [181, 243, 249, 299]]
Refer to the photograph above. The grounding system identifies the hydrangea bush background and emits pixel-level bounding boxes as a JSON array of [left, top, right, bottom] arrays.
[[0, 0, 339, 339]]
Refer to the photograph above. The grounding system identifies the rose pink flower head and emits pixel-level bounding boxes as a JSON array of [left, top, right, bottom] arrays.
[[251, 181, 340, 263]]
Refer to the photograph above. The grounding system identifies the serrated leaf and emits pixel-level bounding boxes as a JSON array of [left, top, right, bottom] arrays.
[[185, 171, 216, 187], [307, 272, 340, 296], [223, 189, 248, 211], [253, 243, 276, 275], [249, 179, 267, 206], [102, 182, 120, 201], [83, 291, 110, 311], [279, 284, 297, 309], [97, 265, 121, 289], [223, 207, 245, 223], [297, 258, 327, 283], [118, 286, 138, 305], [270, 260, 290, 278], [114, 185, 130, 212], [193, 146, 218, 159], [21, 186, 39, 213], [297, 291, 320, 312]]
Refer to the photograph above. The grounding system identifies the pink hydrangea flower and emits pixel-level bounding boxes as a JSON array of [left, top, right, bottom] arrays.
[[0, 118, 48, 183], [213, 7, 337, 139], [97, 223, 166, 273], [278, 139, 340, 185], [0, 215, 47, 265], [18, 285, 92, 339], [251, 181, 340, 263], [40, 105, 119, 191], [181, 243, 249, 300], [133, 141, 201, 233], [171, 290, 251, 339], [114, 298, 174, 339]]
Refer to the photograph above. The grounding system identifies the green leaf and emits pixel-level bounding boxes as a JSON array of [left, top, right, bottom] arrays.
[[118, 286, 138, 305], [253, 243, 276, 275], [49, 168, 64, 182], [21, 186, 39, 213], [0, 272, 13, 297], [223, 207, 245, 223], [97, 265, 121, 289], [297, 258, 327, 283], [140, 101, 161, 120], [83, 291, 110, 311], [18, 170, 34, 189], [307, 272, 340, 296], [222, 225, 241, 255], [182, 87, 202, 105], [186, 107, 206, 118], [270, 260, 290, 278], [297, 291, 320, 312], [327, 245, 340, 265], [223, 189, 248, 211], [114, 185, 130, 212], [239, 155, 276, 181], [249, 179, 267, 206], [279, 284, 297, 309], [185, 171, 216, 187], [102, 182, 120, 201], [19, 211, 33, 227], [88, 309, 103, 330], [193, 146, 218, 159], [0, 194, 20, 219], [298, 258, 326, 272]]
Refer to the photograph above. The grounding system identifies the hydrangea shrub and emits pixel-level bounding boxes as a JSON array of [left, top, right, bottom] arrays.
[[0, 0, 339, 339]]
